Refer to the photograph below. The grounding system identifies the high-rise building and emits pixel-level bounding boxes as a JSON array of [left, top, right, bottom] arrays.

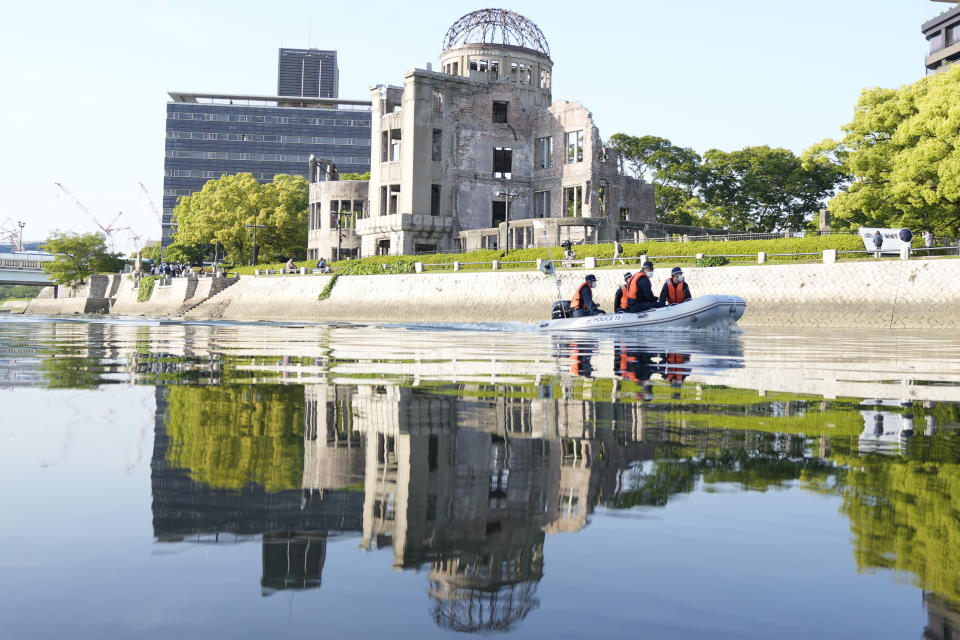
[[278, 48, 339, 98], [923, 1, 960, 75], [161, 50, 368, 247]]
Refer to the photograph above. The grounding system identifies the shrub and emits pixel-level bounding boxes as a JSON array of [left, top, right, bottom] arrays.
[[695, 256, 729, 267], [318, 274, 339, 300], [137, 276, 159, 302]]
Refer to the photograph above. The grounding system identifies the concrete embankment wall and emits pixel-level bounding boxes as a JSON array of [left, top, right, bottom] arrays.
[[186, 257, 960, 328]]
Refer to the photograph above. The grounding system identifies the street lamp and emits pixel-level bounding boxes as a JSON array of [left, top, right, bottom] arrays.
[[496, 191, 520, 255], [17, 221, 25, 252], [244, 223, 265, 266], [336, 209, 353, 261]]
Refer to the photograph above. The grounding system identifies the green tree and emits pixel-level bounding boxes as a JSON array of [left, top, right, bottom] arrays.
[[820, 65, 960, 235], [607, 134, 708, 225], [0, 284, 42, 301], [699, 146, 841, 232], [339, 171, 370, 181], [171, 173, 309, 265], [41, 231, 125, 285]]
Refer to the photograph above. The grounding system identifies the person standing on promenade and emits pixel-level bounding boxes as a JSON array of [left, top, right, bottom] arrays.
[[873, 230, 883, 258], [613, 240, 625, 265]]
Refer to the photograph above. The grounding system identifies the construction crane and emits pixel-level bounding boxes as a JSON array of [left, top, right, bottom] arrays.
[[54, 182, 127, 252], [0, 218, 21, 250], [137, 181, 163, 226]]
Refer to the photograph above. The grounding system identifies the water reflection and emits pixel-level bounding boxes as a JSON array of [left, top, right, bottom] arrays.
[[6, 317, 960, 636]]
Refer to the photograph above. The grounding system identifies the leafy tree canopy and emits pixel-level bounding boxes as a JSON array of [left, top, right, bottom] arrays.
[[171, 173, 309, 265], [42, 231, 125, 285], [819, 65, 960, 235], [339, 171, 370, 181]]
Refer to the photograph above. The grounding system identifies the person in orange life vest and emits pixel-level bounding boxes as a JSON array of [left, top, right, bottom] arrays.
[[568, 340, 595, 377], [623, 261, 661, 313], [663, 352, 691, 386], [612, 272, 632, 312], [658, 267, 692, 305], [571, 274, 605, 317]]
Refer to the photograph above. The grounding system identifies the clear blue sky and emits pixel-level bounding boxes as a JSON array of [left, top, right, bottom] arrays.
[[0, 0, 943, 251]]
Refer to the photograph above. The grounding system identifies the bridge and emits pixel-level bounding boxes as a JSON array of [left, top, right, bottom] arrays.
[[0, 253, 53, 286]]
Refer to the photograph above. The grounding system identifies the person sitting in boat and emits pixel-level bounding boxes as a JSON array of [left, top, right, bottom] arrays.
[[613, 272, 632, 313], [659, 267, 692, 305], [571, 274, 605, 317], [623, 261, 661, 313]]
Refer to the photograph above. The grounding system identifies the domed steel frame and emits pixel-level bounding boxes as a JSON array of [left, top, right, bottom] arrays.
[[443, 8, 550, 57]]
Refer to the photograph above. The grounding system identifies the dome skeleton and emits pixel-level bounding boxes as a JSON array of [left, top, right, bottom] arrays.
[[443, 8, 551, 57]]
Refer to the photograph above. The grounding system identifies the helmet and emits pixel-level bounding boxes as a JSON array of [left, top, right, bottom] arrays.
[[642, 260, 654, 270], [585, 274, 597, 282], [671, 267, 683, 275], [623, 272, 632, 281]]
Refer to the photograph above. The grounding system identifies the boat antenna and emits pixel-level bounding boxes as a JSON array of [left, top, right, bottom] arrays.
[[539, 226, 563, 303]]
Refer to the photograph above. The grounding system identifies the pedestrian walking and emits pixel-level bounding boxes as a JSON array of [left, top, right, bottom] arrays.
[[613, 240, 625, 265]]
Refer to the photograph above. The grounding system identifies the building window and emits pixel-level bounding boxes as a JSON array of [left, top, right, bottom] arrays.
[[533, 190, 550, 218], [389, 184, 400, 214], [433, 90, 443, 113], [493, 147, 512, 179], [566, 130, 584, 163], [619, 207, 630, 221], [490, 60, 499, 80], [540, 69, 550, 89], [535, 136, 553, 169], [381, 131, 388, 162], [492, 201, 506, 226], [598, 182, 607, 216], [478, 59, 488, 72], [389, 129, 401, 162], [492, 101, 508, 123], [380, 186, 388, 216], [564, 186, 582, 217], [431, 185, 441, 216], [469, 60, 478, 71], [432, 129, 442, 161], [452, 62, 458, 75], [353, 200, 365, 220]]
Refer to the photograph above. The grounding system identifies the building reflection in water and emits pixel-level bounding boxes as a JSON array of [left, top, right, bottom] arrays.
[[151, 368, 960, 634]]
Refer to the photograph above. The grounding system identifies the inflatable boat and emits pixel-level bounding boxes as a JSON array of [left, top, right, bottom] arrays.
[[537, 294, 746, 332]]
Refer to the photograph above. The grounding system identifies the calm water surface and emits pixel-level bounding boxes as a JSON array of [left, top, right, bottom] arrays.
[[2, 316, 960, 639]]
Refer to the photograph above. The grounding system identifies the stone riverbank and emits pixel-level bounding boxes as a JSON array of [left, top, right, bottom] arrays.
[[22, 257, 960, 328]]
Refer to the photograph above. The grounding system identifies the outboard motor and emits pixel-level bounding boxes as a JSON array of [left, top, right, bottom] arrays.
[[552, 300, 571, 319]]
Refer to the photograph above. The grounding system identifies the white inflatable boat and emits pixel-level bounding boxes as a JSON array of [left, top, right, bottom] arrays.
[[537, 294, 746, 332]]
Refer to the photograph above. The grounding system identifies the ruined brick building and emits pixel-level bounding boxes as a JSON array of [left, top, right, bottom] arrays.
[[308, 9, 655, 259]]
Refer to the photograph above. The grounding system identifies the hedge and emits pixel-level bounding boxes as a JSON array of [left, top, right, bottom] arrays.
[[137, 276, 159, 302]]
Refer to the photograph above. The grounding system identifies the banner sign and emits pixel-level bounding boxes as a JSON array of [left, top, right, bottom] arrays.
[[859, 227, 913, 253]]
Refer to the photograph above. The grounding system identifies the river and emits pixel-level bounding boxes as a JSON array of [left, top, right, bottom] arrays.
[[2, 316, 959, 639]]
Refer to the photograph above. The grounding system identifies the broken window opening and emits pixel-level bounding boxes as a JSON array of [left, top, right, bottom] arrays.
[[389, 129, 401, 162], [493, 147, 513, 180], [490, 60, 499, 80], [432, 129, 442, 162], [564, 186, 583, 217], [619, 207, 630, 221], [533, 190, 550, 218], [469, 60, 478, 71], [566, 130, 584, 163], [535, 136, 553, 169], [598, 182, 607, 216], [478, 59, 488, 73], [540, 69, 551, 89], [389, 184, 400, 214], [380, 131, 388, 162], [433, 90, 443, 113], [379, 186, 387, 216], [492, 101, 508, 123], [492, 201, 507, 226], [452, 61, 458, 75], [353, 199, 365, 220], [430, 184, 441, 216]]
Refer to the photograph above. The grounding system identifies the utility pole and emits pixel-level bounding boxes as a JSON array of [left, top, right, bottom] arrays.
[[496, 191, 520, 255], [245, 223, 265, 265], [17, 221, 25, 252]]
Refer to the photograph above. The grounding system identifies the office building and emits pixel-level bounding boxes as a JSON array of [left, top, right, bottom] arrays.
[[923, 1, 960, 74], [161, 50, 370, 247], [278, 48, 339, 98]]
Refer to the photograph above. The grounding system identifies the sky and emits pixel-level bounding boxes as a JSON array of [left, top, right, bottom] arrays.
[[0, 0, 943, 253]]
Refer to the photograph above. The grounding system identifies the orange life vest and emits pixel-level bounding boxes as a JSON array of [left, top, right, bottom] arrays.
[[571, 282, 591, 309], [666, 280, 687, 304], [623, 271, 649, 309]]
